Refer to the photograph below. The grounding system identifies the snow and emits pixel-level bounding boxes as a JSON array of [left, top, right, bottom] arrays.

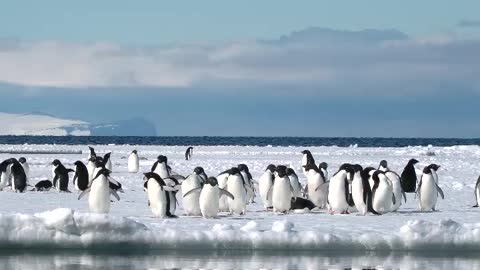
[[0, 144, 479, 253]]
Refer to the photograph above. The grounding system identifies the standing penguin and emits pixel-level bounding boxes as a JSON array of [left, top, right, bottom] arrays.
[[78, 168, 120, 214], [351, 165, 379, 215], [304, 164, 329, 209], [400, 159, 419, 193], [185, 147, 194, 161], [319, 162, 329, 182], [225, 167, 248, 215], [385, 170, 406, 212], [417, 166, 444, 211], [144, 172, 178, 218], [286, 168, 303, 198], [301, 150, 316, 176], [73, 161, 90, 191], [52, 159, 75, 192], [128, 150, 139, 173], [18, 157, 29, 185], [371, 171, 395, 214], [151, 155, 178, 215], [0, 159, 13, 191], [103, 152, 113, 172], [181, 167, 206, 216], [10, 159, 27, 193], [271, 165, 295, 213], [184, 177, 234, 218], [378, 160, 389, 172], [238, 164, 256, 204], [474, 176, 480, 208], [258, 164, 276, 210], [217, 170, 231, 212], [328, 164, 354, 214]]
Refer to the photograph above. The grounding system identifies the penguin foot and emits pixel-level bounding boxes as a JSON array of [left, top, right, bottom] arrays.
[[473, 204, 479, 208]]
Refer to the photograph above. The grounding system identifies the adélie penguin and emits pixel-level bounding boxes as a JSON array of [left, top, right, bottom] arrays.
[[31, 180, 53, 191], [328, 164, 354, 214], [224, 167, 248, 215], [52, 159, 75, 192], [303, 163, 329, 209], [371, 171, 395, 214], [351, 165, 379, 215], [238, 164, 256, 204], [181, 167, 207, 216], [0, 159, 14, 191], [301, 150, 316, 176], [185, 147, 193, 161], [385, 170, 406, 212], [318, 162, 329, 183], [474, 175, 480, 208], [270, 165, 295, 213], [143, 172, 178, 218], [217, 169, 231, 212], [78, 168, 120, 214], [73, 161, 90, 191], [128, 150, 139, 173], [400, 159, 419, 193], [378, 160, 389, 172], [10, 159, 27, 193], [184, 177, 234, 218], [286, 168, 303, 198], [18, 157, 29, 185], [258, 164, 276, 210], [416, 166, 444, 211]]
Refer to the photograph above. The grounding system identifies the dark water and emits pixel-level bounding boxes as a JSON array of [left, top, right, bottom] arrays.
[[0, 136, 479, 147], [0, 251, 479, 270]]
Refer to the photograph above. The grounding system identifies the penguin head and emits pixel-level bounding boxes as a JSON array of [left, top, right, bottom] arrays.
[[275, 165, 288, 178], [338, 163, 352, 172], [237, 164, 249, 172], [371, 170, 384, 183], [94, 157, 104, 167], [228, 167, 241, 176], [361, 167, 376, 181], [143, 172, 162, 183], [285, 168, 296, 177], [74, 160, 83, 166], [92, 168, 111, 181], [428, 164, 440, 171], [157, 155, 168, 163], [88, 156, 96, 162], [206, 177, 218, 186], [266, 164, 276, 173], [52, 159, 61, 166], [193, 166, 205, 175], [343, 165, 355, 181], [352, 164, 363, 173], [318, 162, 328, 170], [303, 163, 319, 172], [379, 160, 388, 168], [301, 150, 311, 155], [19, 157, 27, 164], [423, 166, 432, 175], [132, 150, 138, 154], [409, 159, 419, 165]]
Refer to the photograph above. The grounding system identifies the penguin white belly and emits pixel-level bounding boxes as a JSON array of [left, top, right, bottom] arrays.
[[154, 165, 169, 179], [351, 176, 367, 215], [258, 172, 273, 209], [0, 172, 9, 190], [200, 185, 219, 218], [227, 176, 247, 215], [105, 159, 112, 172], [373, 180, 393, 214], [181, 176, 202, 216], [289, 175, 302, 198], [88, 178, 110, 214], [91, 167, 102, 185], [419, 177, 438, 211], [217, 174, 230, 212], [307, 172, 328, 208], [386, 172, 403, 212], [147, 186, 168, 218], [272, 178, 292, 213], [128, 155, 139, 173], [328, 174, 349, 213]]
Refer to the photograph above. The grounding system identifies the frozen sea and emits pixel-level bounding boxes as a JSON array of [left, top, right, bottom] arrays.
[[0, 137, 479, 269]]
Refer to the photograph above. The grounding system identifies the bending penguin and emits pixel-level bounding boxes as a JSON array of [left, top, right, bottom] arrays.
[[416, 166, 444, 211], [144, 172, 179, 218], [128, 150, 139, 173], [31, 180, 53, 191], [181, 167, 207, 216], [258, 164, 276, 210], [184, 177, 234, 218], [52, 159, 75, 192], [400, 159, 419, 193], [185, 147, 193, 161], [73, 161, 90, 191], [78, 168, 121, 214]]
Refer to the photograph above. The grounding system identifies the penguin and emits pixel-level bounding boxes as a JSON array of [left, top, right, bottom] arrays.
[[184, 177, 234, 218], [103, 152, 112, 172], [385, 170, 406, 212], [416, 166, 444, 211], [378, 160, 389, 172], [151, 155, 179, 215], [10, 159, 27, 193], [18, 157, 29, 185], [143, 172, 178, 218], [86, 156, 97, 181], [400, 159, 419, 193], [151, 155, 170, 178], [238, 164, 256, 204], [73, 161, 90, 191], [78, 168, 120, 214], [286, 168, 303, 198], [371, 171, 395, 214], [270, 165, 295, 213], [257, 164, 275, 210], [319, 162, 329, 182], [303, 164, 328, 209], [217, 170, 231, 212], [31, 180, 53, 191], [224, 167, 248, 215], [52, 159, 75, 192], [0, 159, 14, 191], [290, 197, 316, 210], [128, 150, 139, 173], [328, 164, 354, 214], [185, 147, 194, 161], [427, 164, 440, 184], [301, 150, 316, 176], [474, 176, 480, 208], [351, 165, 379, 215], [88, 146, 97, 160], [181, 167, 206, 216]]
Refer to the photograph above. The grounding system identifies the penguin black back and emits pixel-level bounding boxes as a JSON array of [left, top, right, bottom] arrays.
[[10, 160, 27, 193], [52, 160, 74, 192], [400, 159, 419, 193], [185, 147, 193, 161], [73, 161, 89, 191]]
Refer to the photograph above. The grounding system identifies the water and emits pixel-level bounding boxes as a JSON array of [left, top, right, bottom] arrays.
[[0, 136, 479, 147]]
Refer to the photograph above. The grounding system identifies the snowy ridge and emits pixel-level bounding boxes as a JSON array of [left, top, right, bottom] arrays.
[[0, 208, 479, 251]]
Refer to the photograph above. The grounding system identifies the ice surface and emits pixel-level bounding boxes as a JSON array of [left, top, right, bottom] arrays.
[[0, 144, 479, 252]]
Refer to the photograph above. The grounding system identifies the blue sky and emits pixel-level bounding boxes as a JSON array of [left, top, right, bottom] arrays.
[[0, 1, 479, 137]]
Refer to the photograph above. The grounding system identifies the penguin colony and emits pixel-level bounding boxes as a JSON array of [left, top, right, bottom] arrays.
[[3, 146, 480, 218]]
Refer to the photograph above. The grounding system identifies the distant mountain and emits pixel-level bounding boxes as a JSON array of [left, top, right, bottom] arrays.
[[0, 112, 157, 136]]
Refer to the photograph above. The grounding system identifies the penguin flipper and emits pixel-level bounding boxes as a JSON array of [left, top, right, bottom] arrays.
[[402, 191, 407, 203], [392, 193, 396, 205], [78, 188, 91, 200], [182, 187, 202, 198], [473, 204, 479, 208], [266, 185, 274, 201], [110, 189, 120, 201], [219, 188, 235, 200], [314, 182, 327, 192], [436, 185, 445, 199], [67, 169, 75, 173]]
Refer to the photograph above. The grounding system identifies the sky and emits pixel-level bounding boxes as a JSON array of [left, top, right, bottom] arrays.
[[0, 1, 480, 137]]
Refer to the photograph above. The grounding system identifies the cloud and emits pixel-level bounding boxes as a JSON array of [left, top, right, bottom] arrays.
[[0, 27, 479, 98], [458, 19, 480, 28]]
